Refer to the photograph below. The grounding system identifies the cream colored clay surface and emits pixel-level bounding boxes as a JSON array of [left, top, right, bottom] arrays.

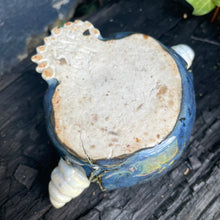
[[32, 20, 182, 160]]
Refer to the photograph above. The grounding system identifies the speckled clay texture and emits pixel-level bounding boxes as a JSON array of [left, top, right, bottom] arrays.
[[32, 20, 195, 193], [32, 20, 182, 160]]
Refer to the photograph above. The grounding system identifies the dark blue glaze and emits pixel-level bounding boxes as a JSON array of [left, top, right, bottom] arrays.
[[44, 33, 196, 190]]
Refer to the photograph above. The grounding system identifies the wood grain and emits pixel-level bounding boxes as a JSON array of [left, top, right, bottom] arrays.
[[0, 0, 219, 219]]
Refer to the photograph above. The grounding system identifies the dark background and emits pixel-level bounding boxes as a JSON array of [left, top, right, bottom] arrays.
[[0, 0, 220, 219]]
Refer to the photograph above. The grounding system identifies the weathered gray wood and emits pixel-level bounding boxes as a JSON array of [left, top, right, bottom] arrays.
[[0, 0, 82, 75], [0, 0, 220, 219]]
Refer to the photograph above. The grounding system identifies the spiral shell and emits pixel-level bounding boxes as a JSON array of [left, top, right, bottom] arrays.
[[171, 44, 195, 69], [49, 158, 90, 208]]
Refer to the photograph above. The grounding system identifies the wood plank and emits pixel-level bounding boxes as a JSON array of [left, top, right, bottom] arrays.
[[0, 0, 219, 219]]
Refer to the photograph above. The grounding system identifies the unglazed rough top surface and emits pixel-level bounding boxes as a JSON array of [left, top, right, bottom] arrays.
[[32, 20, 182, 160]]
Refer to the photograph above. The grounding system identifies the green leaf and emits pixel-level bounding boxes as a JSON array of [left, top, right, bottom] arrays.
[[212, 0, 220, 7], [185, 0, 216, 15]]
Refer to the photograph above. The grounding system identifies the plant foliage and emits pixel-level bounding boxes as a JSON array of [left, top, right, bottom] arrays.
[[185, 0, 220, 15]]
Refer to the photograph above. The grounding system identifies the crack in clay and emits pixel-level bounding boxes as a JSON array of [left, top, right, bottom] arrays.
[[80, 131, 93, 166]]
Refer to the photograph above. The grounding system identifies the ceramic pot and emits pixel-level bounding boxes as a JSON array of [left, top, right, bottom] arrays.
[[31, 21, 196, 208]]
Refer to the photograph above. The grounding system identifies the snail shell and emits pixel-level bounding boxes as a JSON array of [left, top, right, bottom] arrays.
[[171, 44, 195, 69], [49, 158, 90, 208]]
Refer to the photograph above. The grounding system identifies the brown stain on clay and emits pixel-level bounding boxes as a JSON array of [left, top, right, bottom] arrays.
[[38, 61, 47, 68], [52, 88, 61, 111], [157, 85, 168, 97], [109, 131, 118, 136], [127, 144, 133, 153], [157, 134, 160, 139], [168, 62, 179, 76], [52, 87, 63, 138], [52, 27, 61, 35], [90, 145, 96, 149], [112, 138, 118, 142], [43, 67, 53, 78], [37, 46, 46, 52], [168, 99, 174, 108], [100, 127, 107, 132], [136, 103, 144, 111], [44, 36, 55, 43], [59, 58, 67, 65], [31, 54, 43, 62], [55, 124, 62, 134], [126, 143, 141, 153], [65, 22, 72, 26], [136, 137, 141, 143], [93, 29, 99, 35], [44, 37, 49, 42], [143, 34, 149, 39], [51, 87, 85, 157], [53, 90, 60, 104]]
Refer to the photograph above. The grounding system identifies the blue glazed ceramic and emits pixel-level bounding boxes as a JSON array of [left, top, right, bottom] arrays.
[[32, 20, 196, 208], [44, 41, 196, 189]]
